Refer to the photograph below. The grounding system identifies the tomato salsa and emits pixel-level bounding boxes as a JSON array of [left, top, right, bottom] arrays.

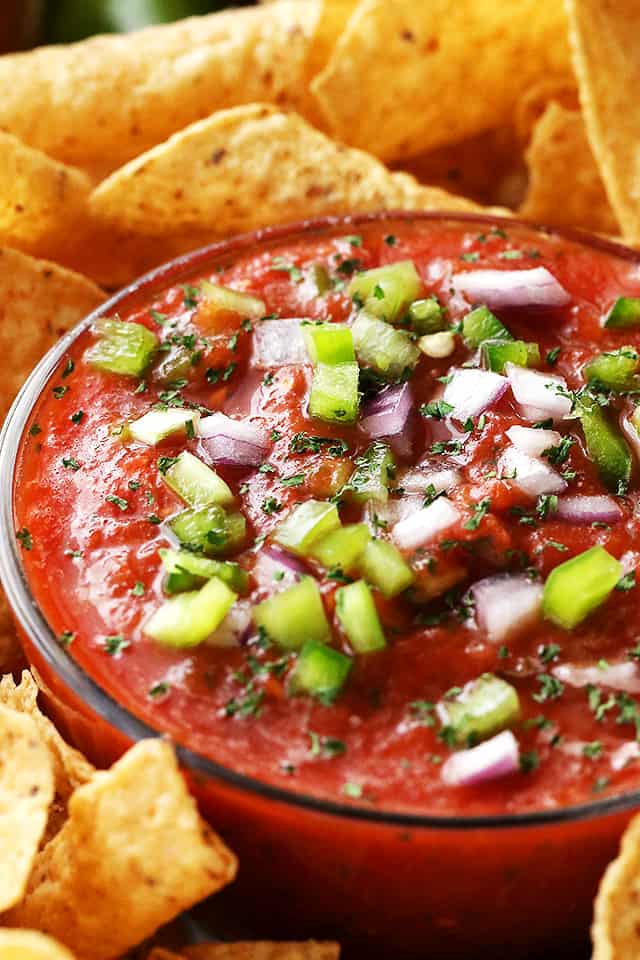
[[14, 216, 640, 816]]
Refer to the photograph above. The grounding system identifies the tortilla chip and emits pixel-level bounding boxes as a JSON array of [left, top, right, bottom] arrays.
[[566, 0, 640, 244], [0, 704, 54, 913], [0, 594, 26, 677], [592, 812, 640, 959], [8, 739, 237, 960], [0, 133, 91, 255], [0, 929, 75, 960], [310, 0, 572, 163], [0, 248, 104, 421], [519, 102, 617, 236], [0, 1, 320, 177], [90, 103, 482, 239], [0, 672, 94, 804], [513, 78, 579, 145], [183, 944, 340, 960]]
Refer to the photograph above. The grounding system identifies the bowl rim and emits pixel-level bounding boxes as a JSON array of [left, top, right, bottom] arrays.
[[4, 208, 640, 831]]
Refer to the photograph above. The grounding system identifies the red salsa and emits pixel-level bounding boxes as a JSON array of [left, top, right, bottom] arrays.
[[15, 216, 640, 815]]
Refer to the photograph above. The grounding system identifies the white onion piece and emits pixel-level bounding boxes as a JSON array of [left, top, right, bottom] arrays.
[[401, 466, 462, 495], [553, 661, 640, 694], [392, 497, 460, 551], [498, 445, 567, 498], [206, 600, 252, 648], [442, 368, 509, 422], [505, 363, 573, 420], [451, 267, 570, 309], [556, 495, 622, 525], [506, 425, 562, 458], [471, 574, 543, 643], [360, 383, 413, 456], [364, 497, 423, 530], [441, 730, 520, 787], [621, 412, 640, 462], [611, 742, 640, 771], [198, 412, 268, 467], [253, 318, 308, 367]]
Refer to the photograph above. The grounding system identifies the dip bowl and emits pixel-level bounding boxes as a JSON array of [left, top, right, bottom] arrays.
[[2, 212, 640, 960]]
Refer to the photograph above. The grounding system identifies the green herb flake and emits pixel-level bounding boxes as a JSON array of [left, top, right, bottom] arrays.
[[616, 571, 636, 592], [29, 422, 42, 436], [62, 456, 80, 471], [52, 385, 69, 399], [149, 681, 171, 699], [271, 256, 303, 283], [520, 750, 539, 773], [70, 410, 84, 425], [583, 740, 603, 759], [62, 358, 75, 378], [147, 514, 162, 525], [132, 581, 145, 597], [308, 731, 347, 758], [460, 251, 480, 263], [104, 634, 131, 657], [539, 643, 561, 664], [342, 781, 363, 799], [463, 498, 491, 531], [181, 284, 200, 309], [261, 497, 283, 515], [16, 527, 32, 550], [533, 674, 565, 703], [420, 400, 455, 420], [58, 630, 75, 648], [280, 473, 305, 488], [106, 494, 129, 512], [546, 347, 561, 366]]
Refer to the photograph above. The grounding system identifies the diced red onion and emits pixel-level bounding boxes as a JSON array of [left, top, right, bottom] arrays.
[[505, 425, 562, 458], [441, 730, 520, 787], [253, 318, 308, 367], [401, 466, 462, 495], [553, 661, 640, 694], [611, 741, 640, 771], [556, 495, 621, 525], [471, 574, 543, 643], [206, 600, 252, 647], [197, 412, 268, 467], [451, 267, 570, 309], [360, 383, 413, 457], [253, 544, 307, 590], [498, 445, 567, 497], [224, 367, 265, 417], [262, 543, 308, 574], [505, 363, 573, 420], [392, 497, 460, 551], [442, 368, 509, 422]]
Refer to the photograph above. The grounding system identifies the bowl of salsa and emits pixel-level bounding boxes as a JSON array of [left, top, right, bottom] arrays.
[[4, 211, 640, 957]]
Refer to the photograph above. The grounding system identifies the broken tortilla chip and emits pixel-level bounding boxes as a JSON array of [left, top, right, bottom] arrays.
[[8, 739, 237, 960], [183, 944, 341, 960], [310, 0, 572, 163], [592, 811, 640, 959], [0, 704, 54, 913], [513, 78, 579, 145], [0, 1, 319, 177], [89, 103, 482, 239], [0, 929, 75, 960], [566, 0, 640, 244], [0, 248, 103, 421], [0, 133, 92, 256], [519, 102, 617, 236]]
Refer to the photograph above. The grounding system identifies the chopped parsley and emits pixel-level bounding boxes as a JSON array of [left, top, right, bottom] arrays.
[[271, 256, 303, 283], [420, 400, 454, 420], [289, 432, 349, 457], [308, 731, 347, 758], [157, 456, 179, 475], [533, 674, 565, 703], [149, 682, 171, 699], [541, 436, 574, 466], [280, 474, 305, 488], [103, 635, 130, 657], [342, 781, 363, 799], [52, 385, 69, 399], [519, 750, 539, 773], [343, 234, 363, 247], [62, 359, 75, 378], [539, 643, 561, 664], [132, 581, 145, 597], [70, 410, 84, 424], [616, 571, 636, 592], [261, 497, 283, 515], [181, 284, 200, 309], [15, 527, 32, 550], [460, 251, 480, 263], [58, 630, 75, 648], [546, 347, 561, 366], [29, 423, 42, 436], [430, 439, 464, 456], [463, 498, 491, 531], [62, 456, 80, 471], [583, 741, 603, 759], [105, 494, 129, 511]]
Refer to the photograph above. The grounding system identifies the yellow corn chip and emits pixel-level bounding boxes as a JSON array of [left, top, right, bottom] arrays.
[[90, 103, 481, 239], [311, 0, 571, 163], [0, 704, 54, 913], [0, 247, 104, 420], [592, 812, 640, 959], [0, 133, 91, 255], [0, 929, 75, 960], [514, 78, 579, 144], [519, 102, 617, 236], [8, 739, 237, 960], [0, 2, 319, 177], [183, 944, 340, 960], [566, 0, 640, 243]]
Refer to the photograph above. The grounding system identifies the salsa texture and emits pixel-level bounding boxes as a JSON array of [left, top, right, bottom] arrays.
[[15, 216, 640, 816]]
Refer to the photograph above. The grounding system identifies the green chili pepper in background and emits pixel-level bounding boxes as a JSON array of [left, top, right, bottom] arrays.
[[577, 395, 632, 494]]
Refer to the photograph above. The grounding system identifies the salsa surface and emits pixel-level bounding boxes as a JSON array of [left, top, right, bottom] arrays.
[[15, 215, 640, 816]]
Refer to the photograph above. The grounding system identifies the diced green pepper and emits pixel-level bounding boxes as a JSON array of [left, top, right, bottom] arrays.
[[153, 345, 194, 384], [309, 362, 360, 424], [144, 576, 236, 648], [310, 524, 370, 573], [274, 500, 340, 555], [86, 318, 158, 377], [359, 538, 414, 597], [200, 279, 265, 319], [159, 548, 249, 595], [303, 323, 355, 365], [129, 408, 200, 445], [577, 396, 632, 494], [543, 545, 622, 629], [288, 639, 352, 701], [162, 451, 234, 507], [482, 339, 540, 373], [343, 441, 395, 504], [408, 297, 446, 335], [348, 260, 422, 322], [169, 504, 246, 557], [254, 577, 330, 651], [462, 306, 513, 347], [352, 311, 420, 379], [583, 347, 640, 391], [335, 579, 386, 653], [604, 297, 640, 329], [438, 673, 520, 746]]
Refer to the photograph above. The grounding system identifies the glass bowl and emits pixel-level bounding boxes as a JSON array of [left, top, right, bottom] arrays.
[[2, 212, 640, 960]]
